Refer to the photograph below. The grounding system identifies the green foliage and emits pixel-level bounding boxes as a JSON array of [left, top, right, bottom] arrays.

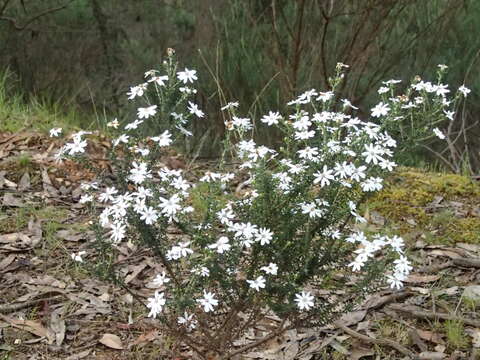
[[2, 0, 479, 165], [63, 56, 410, 357]]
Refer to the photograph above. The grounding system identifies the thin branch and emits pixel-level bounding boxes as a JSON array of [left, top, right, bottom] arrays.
[[291, 0, 306, 93], [247, 71, 281, 116], [0, 0, 75, 30], [419, 143, 456, 173], [389, 303, 480, 327], [335, 321, 420, 359], [452, 257, 480, 268], [0, 0, 12, 17], [221, 319, 288, 359], [276, 1, 294, 40], [0, 295, 64, 314], [318, 6, 329, 88]]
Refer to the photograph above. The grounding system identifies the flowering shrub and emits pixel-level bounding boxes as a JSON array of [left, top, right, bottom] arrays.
[[368, 65, 471, 172], [55, 56, 413, 357]]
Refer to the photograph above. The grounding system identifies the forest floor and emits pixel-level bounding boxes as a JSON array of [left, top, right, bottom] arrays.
[[0, 131, 479, 360]]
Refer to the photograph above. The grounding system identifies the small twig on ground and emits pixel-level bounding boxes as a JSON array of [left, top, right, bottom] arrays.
[[221, 319, 288, 360], [418, 257, 480, 273], [0, 295, 64, 314], [389, 304, 480, 327], [334, 321, 420, 359]]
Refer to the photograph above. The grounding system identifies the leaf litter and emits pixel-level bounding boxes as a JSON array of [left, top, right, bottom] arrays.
[[0, 131, 480, 359]]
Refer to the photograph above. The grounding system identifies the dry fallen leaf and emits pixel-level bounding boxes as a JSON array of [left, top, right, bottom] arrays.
[[18, 172, 30, 191], [65, 349, 92, 360], [0, 233, 28, 244], [56, 229, 85, 242], [329, 339, 350, 355], [405, 273, 440, 284], [0, 314, 54, 343], [27, 218, 43, 247], [243, 351, 278, 359], [99, 333, 124, 350], [2, 193, 23, 207], [429, 249, 461, 259], [0, 254, 16, 271], [42, 168, 59, 196], [466, 328, 480, 348], [350, 348, 374, 360], [336, 310, 366, 327], [124, 263, 148, 284], [3, 177, 17, 189], [50, 308, 66, 346], [282, 341, 299, 360], [432, 286, 458, 297], [416, 329, 445, 344], [129, 330, 159, 348], [457, 243, 480, 254], [419, 351, 445, 360]]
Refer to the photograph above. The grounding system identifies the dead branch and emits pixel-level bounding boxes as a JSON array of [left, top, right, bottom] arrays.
[[389, 304, 480, 327], [453, 257, 480, 268], [363, 290, 413, 310], [0, 295, 63, 314], [221, 319, 288, 359], [334, 320, 419, 359], [418, 261, 453, 273], [418, 257, 480, 273]]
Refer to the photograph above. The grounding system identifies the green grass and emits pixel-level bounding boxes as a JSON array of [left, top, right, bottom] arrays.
[[462, 297, 480, 313], [0, 204, 67, 234], [0, 69, 99, 134], [444, 319, 469, 350]]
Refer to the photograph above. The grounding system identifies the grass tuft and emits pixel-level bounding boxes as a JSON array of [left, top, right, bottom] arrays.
[[0, 68, 97, 134], [444, 319, 469, 350]]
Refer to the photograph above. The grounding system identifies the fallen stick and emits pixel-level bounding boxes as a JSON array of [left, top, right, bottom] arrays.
[[389, 304, 480, 327], [418, 257, 480, 273], [453, 257, 480, 268], [364, 290, 412, 310], [0, 296, 63, 314], [418, 261, 452, 273], [221, 319, 289, 360], [334, 321, 419, 359]]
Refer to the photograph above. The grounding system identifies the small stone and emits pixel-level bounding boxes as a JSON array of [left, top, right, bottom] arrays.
[[463, 285, 480, 302], [419, 352, 445, 360]]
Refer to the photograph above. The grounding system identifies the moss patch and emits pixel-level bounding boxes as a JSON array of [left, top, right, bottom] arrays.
[[366, 167, 480, 245]]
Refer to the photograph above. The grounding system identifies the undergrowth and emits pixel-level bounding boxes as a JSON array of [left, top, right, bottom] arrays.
[[0, 69, 98, 134]]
